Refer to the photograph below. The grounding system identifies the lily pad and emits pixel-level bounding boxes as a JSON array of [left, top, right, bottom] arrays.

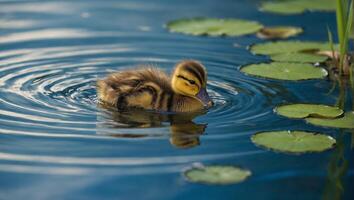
[[275, 104, 343, 119], [306, 111, 354, 129], [257, 26, 303, 39], [166, 18, 263, 36], [251, 131, 336, 153], [260, 0, 336, 15], [184, 165, 251, 185], [241, 62, 328, 81], [270, 53, 328, 63], [250, 41, 334, 55]]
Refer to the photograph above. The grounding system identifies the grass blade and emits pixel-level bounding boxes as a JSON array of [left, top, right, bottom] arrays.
[[327, 26, 337, 60], [336, 0, 346, 48], [327, 26, 341, 76], [340, 0, 354, 75], [343, 0, 353, 52]]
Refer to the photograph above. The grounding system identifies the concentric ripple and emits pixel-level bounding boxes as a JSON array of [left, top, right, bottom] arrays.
[[0, 28, 291, 171], [0, 28, 285, 137]]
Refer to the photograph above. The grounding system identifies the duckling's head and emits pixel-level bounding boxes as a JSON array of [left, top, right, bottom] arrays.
[[171, 60, 213, 108]]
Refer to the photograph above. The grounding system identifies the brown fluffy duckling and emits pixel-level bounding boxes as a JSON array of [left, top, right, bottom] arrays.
[[97, 60, 213, 112]]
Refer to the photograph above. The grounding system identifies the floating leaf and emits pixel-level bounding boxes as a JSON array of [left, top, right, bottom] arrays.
[[260, 0, 336, 15], [184, 165, 251, 185], [270, 53, 328, 63], [241, 62, 328, 80], [275, 104, 343, 119], [251, 131, 336, 153], [250, 41, 334, 55], [166, 18, 263, 36], [257, 26, 303, 39], [260, 3, 305, 15], [306, 111, 354, 129]]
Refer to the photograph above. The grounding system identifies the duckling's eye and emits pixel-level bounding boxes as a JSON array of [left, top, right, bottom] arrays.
[[188, 80, 196, 85], [177, 75, 196, 85]]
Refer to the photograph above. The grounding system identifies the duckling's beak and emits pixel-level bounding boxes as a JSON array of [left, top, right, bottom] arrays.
[[196, 88, 213, 108]]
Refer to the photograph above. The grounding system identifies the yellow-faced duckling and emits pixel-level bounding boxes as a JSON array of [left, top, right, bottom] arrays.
[[97, 60, 213, 112]]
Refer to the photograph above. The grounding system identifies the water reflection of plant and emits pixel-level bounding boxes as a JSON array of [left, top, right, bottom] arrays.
[[323, 132, 349, 200]]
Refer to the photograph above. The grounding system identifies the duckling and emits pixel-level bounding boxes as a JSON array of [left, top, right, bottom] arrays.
[[97, 60, 213, 112]]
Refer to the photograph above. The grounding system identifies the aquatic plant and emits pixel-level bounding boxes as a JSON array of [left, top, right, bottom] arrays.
[[241, 62, 328, 81], [327, 0, 354, 79], [323, 1, 354, 193], [260, 0, 336, 15], [184, 165, 251, 185], [256, 26, 303, 39], [166, 18, 263, 36], [250, 40, 334, 55], [306, 111, 354, 129], [275, 104, 344, 119], [251, 131, 336, 154], [166, 18, 302, 39], [270, 53, 328, 63]]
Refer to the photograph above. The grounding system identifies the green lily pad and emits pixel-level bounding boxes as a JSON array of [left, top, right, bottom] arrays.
[[275, 104, 343, 119], [257, 26, 303, 39], [241, 62, 328, 81], [184, 165, 251, 185], [251, 131, 336, 153], [166, 18, 263, 36], [250, 41, 333, 55], [260, 0, 336, 15], [270, 53, 328, 63], [306, 111, 354, 129]]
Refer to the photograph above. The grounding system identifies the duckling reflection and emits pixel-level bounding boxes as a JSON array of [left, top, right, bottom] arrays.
[[98, 106, 206, 149]]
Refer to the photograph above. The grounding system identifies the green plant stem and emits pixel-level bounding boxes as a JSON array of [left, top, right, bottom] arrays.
[[336, 0, 346, 49], [327, 26, 339, 70]]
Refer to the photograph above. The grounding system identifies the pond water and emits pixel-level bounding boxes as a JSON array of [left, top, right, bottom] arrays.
[[0, 0, 353, 199]]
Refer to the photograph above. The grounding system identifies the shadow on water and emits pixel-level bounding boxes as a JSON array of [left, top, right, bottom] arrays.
[[97, 105, 206, 149]]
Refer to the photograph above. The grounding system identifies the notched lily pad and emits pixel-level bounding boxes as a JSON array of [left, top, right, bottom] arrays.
[[275, 104, 343, 119], [241, 62, 328, 81], [270, 53, 328, 63], [251, 131, 336, 153], [250, 41, 334, 56], [166, 18, 263, 36], [257, 26, 303, 39], [260, 0, 336, 15], [306, 111, 354, 129], [184, 165, 251, 185]]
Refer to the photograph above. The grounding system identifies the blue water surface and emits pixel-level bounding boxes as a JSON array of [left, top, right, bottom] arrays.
[[0, 0, 353, 199]]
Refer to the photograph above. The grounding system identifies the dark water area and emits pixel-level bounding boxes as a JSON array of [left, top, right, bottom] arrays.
[[0, 0, 353, 199]]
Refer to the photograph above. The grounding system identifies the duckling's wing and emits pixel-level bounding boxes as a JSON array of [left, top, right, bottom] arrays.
[[97, 72, 142, 107], [97, 68, 172, 110]]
